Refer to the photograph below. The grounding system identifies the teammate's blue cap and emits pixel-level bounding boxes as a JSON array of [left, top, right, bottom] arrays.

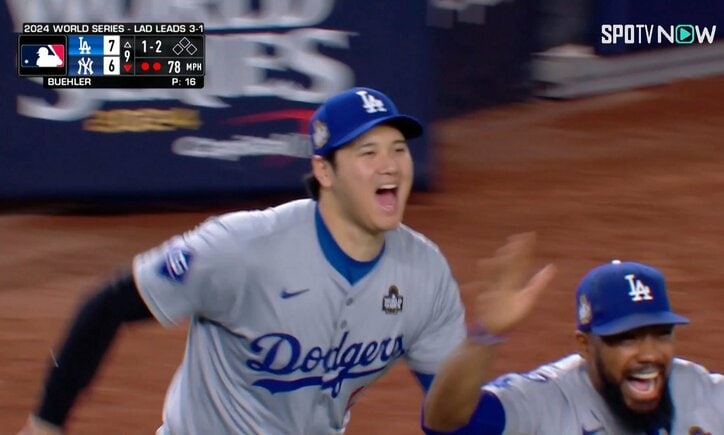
[[309, 87, 423, 156], [576, 260, 689, 336]]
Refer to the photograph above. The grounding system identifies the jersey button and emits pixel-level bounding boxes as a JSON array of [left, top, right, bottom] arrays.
[[345, 297, 354, 306], [340, 320, 347, 329]]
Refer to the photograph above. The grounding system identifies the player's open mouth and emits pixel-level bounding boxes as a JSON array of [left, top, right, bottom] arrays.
[[375, 184, 398, 212], [623, 369, 661, 402]]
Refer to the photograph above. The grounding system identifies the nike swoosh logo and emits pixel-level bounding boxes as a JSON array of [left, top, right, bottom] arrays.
[[582, 427, 604, 435], [280, 288, 310, 299]]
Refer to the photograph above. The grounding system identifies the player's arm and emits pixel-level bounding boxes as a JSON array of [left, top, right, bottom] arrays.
[[423, 233, 555, 432], [423, 337, 497, 431], [20, 272, 152, 434], [20, 216, 234, 435]]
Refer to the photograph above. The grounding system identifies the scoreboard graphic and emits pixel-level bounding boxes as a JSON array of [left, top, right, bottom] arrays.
[[17, 23, 205, 88]]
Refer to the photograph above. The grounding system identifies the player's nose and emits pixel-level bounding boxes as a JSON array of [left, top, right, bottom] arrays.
[[633, 334, 666, 362], [377, 149, 400, 175]]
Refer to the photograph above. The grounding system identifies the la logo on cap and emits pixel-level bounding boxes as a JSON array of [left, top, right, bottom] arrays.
[[356, 90, 387, 114], [625, 274, 654, 302]]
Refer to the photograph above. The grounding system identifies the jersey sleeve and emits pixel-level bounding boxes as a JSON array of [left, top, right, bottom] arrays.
[[405, 259, 466, 375], [482, 366, 566, 434], [482, 375, 534, 434], [132, 215, 242, 327]]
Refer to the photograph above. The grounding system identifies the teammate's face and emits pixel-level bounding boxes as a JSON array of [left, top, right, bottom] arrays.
[[594, 350, 674, 433], [578, 325, 675, 413], [320, 124, 413, 233]]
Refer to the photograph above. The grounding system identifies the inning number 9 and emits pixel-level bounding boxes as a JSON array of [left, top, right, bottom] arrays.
[[124, 50, 130, 63]]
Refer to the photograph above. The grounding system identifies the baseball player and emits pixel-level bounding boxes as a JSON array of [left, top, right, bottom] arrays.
[[17, 87, 554, 435], [423, 258, 724, 434]]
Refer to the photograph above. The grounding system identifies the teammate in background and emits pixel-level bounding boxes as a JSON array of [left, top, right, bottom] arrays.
[[35, 46, 63, 67], [423, 260, 724, 434], [18, 87, 555, 435]]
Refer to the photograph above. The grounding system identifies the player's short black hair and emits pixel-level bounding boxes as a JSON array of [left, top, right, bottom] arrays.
[[304, 149, 338, 201]]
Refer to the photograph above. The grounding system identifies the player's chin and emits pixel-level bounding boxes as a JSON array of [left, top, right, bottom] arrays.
[[371, 212, 404, 231], [625, 396, 662, 414]]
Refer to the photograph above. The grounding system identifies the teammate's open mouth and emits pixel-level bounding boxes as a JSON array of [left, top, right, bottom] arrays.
[[623, 369, 661, 402], [375, 185, 398, 212]]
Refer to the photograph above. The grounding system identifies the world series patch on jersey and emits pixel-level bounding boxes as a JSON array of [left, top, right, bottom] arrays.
[[132, 199, 466, 434]]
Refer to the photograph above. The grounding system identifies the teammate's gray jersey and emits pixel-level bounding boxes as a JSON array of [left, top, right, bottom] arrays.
[[133, 199, 466, 434], [484, 354, 724, 434]]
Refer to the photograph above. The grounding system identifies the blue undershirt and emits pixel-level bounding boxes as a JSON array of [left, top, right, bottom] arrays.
[[422, 392, 506, 435], [314, 205, 384, 286]]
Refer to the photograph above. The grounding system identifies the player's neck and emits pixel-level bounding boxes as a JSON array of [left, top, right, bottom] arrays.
[[317, 199, 385, 261]]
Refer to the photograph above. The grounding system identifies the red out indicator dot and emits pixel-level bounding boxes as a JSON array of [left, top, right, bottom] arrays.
[[153, 62, 161, 71], [140, 62, 149, 71]]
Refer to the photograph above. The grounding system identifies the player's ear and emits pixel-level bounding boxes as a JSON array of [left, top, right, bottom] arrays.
[[311, 155, 333, 188], [574, 330, 591, 360]]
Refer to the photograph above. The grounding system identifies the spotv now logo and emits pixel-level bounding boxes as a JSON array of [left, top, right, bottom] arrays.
[[601, 24, 717, 45]]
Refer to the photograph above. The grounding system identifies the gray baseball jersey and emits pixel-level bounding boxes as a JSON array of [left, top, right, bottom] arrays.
[[133, 198, 466, 434], [484, 354, 724, 434]]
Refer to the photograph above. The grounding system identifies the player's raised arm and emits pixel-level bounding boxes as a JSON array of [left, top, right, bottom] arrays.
[[423, 233, 556, 432], [425, 258, 724, 434]]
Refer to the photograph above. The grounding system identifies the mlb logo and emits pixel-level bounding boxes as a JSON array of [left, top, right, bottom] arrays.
[[20, 44, 65, 68]]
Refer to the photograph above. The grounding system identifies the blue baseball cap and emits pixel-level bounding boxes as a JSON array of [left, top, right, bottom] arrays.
[[309, 87, 423, 156], [576, 260, 689, 336]]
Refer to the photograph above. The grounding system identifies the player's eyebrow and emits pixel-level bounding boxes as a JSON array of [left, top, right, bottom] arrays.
[[356, 138, 407, 149], [599, 324, 675, 345]]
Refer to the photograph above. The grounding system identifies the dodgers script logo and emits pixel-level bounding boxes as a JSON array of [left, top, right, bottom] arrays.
[[246, 331, 404, 397]]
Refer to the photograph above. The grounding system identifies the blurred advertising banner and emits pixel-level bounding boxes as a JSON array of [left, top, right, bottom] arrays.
[[427, 0, 536, 118], [1, 1, 433, 202], [595, 0, 723, 55]]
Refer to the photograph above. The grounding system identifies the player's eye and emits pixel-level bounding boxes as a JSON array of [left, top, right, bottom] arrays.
[[653, 325, 675, 340], [601, 332, 636, 346]]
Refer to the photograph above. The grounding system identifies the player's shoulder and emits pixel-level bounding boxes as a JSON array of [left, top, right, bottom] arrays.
[[206, 198, 314, 241], [671, 357, 723, 387], [390, 223, 447, 260], [174, 199, 313, 258], [485, 354, 585, 393]]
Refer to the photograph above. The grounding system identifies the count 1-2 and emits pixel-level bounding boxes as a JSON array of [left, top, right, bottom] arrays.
[[141, 39, 162, 54]]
